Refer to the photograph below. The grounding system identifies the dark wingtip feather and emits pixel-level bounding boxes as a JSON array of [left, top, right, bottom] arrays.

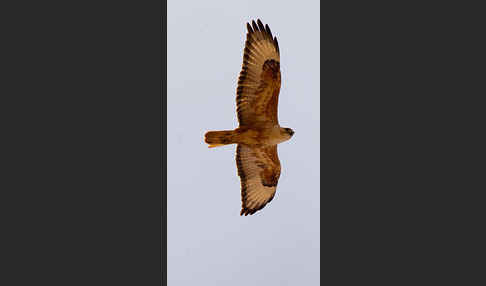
[[257, 19, 265, 33], [240, 209, 250, 216], [246, 22, 253, 33], [251, 20, 258, 32], [265, 24, 272, 37], [274, 36, 280, 54]]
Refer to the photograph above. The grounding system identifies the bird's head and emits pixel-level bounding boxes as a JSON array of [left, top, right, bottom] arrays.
[[282, 127, 295, 139]]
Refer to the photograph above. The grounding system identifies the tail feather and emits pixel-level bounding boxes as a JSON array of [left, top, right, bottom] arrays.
[[204, 130, 237, 147]]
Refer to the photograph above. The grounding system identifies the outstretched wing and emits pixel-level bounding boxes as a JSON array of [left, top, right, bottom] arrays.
[[236, 19, 281, 126], [236, 144, 281, 216]]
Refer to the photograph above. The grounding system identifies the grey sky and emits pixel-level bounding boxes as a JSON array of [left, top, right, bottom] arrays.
[[168, 1, 320, 285]]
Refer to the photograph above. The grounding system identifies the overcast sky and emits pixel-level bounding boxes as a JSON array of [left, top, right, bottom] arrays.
[[168, 1, 320, 285]]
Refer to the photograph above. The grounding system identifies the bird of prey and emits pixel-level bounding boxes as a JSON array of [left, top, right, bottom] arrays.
[[204, 19, 294, 216]]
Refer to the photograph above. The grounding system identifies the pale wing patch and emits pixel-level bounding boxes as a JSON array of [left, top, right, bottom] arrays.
[[236, 144, 281, 216]]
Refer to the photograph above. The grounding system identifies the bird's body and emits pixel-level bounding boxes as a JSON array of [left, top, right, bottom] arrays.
[[205, 125, 292, 147], [204, 19, 294, 216]]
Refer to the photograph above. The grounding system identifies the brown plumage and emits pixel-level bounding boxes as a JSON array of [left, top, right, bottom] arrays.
[[204, 19, 294, 216]]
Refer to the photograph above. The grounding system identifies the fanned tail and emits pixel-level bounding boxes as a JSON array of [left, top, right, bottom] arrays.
[[204, 130, 237, 148]]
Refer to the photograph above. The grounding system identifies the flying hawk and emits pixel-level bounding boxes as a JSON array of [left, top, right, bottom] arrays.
[[204, 19, 294, 216]]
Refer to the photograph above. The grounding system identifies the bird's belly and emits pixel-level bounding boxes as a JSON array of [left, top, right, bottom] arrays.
[[237, 127, 287, 146], [267, 136, 288, 145]]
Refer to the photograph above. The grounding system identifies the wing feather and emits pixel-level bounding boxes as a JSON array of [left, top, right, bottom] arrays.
[[236, 144, 281, 216], [236, 19, 281, 126]]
